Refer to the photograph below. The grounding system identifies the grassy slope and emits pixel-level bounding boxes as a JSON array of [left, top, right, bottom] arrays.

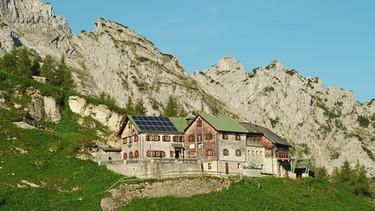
[[123, 177, 375, 210], [0, 72, 123, 210]]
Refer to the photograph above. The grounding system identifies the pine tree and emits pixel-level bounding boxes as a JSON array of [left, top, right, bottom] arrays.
[[135, 99, 147, 115], [353, 162, 372, 197], [125, 96, 135, 115], [40, 55, 55, 79], [51, 55, 66, 87], [163, 95, 178, 117], [331, 160, 373, 197], [16, 47, 32, 77], [0, 46, 17, 74]]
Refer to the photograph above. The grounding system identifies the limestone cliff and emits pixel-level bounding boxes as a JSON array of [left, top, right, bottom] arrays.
[[191, 56, 375, 175], [1, 0, 375, 176]]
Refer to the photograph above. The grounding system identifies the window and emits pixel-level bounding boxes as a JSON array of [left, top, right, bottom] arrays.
[[122, 138, 127, 145], [189, 135, 195, 142], [235, 134, 241, 141], [170, 151, 174, 158], [223, 149, 229, 156], [208, 163, 212, 170], [206, 133, 212, 140], [146, 150, 166, 157], [163, 135, 171, 142], [197, 134, 202, 142], [134, 150, 139, 158], [197, 119, 202, 127], [129, 152, 133, 159], [128, 122, 132, 129], [134, 135, 138, 142], [123, 153, 128, 160], [152, 135, 159, 141], [146, 135, 150, 141], [189, 150, 196, 158], [173, 136, 184, 142], [207, 149, 213, 156], [236, 150, 241, 157], [222, 133, 228, 140]]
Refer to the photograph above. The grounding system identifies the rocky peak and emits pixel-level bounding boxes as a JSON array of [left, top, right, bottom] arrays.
[[0, 0, 70, 32], [265, 60, 284, 70]]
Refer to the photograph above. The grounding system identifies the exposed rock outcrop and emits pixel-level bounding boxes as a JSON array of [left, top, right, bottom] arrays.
[[68, 96, 123, 131], [27, 89, 62, 122]]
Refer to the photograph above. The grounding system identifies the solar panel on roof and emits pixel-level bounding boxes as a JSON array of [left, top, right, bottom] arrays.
[[132, 116, 178, 132]]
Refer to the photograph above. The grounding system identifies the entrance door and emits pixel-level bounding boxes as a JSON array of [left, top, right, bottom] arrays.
[[175, 148, 182, 159], [225, 162, 229, 174]]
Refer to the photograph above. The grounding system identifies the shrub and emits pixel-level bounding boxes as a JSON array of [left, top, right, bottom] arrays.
[[357, 116, 370, 127]]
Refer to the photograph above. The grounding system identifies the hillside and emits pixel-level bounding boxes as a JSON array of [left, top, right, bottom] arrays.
[[0, 72, 124, 210], [122, 177, 375, 210], [1, 0, 375, 178], [1, 68, 373, 210]]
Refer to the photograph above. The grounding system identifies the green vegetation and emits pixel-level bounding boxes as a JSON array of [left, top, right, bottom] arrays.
[[125, 96, 147, 116], [357, 115, 370, 128], [163, 95, 187, 117], [121, 177, 374, 210], [0, 73, 123, 210], [331, 160, 372, 197], [286, 69, 297, 76], [270, 117, 279, 128], [290, 143, 310, 157], [263, 86, 275, 94], [0, 46, 74, 91]]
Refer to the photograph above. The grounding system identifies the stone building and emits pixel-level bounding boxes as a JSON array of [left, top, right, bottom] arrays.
[[184, 114, 248, 175], [101, 114, 292, 178], [240, 122, 292, 176]]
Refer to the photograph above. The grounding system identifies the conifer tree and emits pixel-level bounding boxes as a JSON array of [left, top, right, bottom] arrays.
[[0, 46, 17, 74], [163, 95, 187, 117], [163, 95, 178, 117], [40, 55, 55, 79], [135, 98, 147, 115], [16, 47, 32, 77], [125, 96, 135, 115]]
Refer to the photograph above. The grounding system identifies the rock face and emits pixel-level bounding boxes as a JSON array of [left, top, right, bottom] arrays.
[[27, 89, 62, 122], [68, 96, 123, 131], [191, 57, 375, 175], [1, 0, 375, 177]]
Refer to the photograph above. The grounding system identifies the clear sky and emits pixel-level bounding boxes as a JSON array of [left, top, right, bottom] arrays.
[[44, 0, 374, 103]]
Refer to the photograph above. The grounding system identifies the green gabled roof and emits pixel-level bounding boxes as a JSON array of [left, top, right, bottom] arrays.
[[200, 114, 248, 133], [169, 117, 187, 133]]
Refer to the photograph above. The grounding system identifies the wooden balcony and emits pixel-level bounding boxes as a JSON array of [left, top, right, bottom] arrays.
[[276, 151, 290, 161]]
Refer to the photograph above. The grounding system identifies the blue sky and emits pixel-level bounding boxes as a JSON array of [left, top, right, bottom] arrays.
[[44, 0, 374, 103]]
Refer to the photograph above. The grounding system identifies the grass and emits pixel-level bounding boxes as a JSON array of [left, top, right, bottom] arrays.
[[121, 177, 375, 210], [0, 72, 123, 210]]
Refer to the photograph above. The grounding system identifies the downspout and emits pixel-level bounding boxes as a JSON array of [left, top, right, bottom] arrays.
[[216, 132, 220, 176]]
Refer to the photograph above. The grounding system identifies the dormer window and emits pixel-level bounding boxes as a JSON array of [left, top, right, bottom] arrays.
[[197, 119, 202, 127]]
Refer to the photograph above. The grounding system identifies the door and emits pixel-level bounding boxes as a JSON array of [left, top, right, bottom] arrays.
[[225, 162, 229, 174], [175, 148, 181, 159]]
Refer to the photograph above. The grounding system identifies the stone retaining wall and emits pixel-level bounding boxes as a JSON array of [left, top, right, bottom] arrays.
[[101, 177, 230, 211]]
